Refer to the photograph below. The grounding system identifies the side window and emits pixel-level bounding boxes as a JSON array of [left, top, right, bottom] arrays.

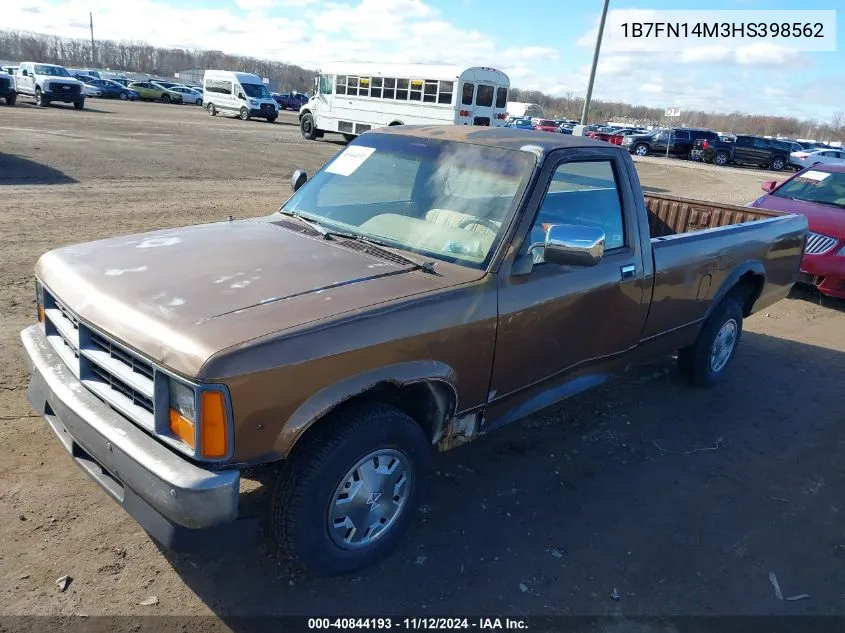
[[461, 82, 474, 105], [383, 78, 396, 99], [753, 138, 770, 149], [673, 130, 690, 141], [335, 75, 347, 95], [495, 87, 508, 108], [736, 136, 752, 147], [370, 76, 382, 98], [475, 84, 494, 107], [423, 80, 437, 103], [396, 78, 409, 100], [409, 79, 423, 101], [528, 160, 626, 263], [319, 75, 332, 95], [358, 77, 370, 97], [438, 81, 453, 104]]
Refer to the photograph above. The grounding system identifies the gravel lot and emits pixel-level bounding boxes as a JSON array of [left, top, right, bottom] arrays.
[[1, 100, 844, 623]]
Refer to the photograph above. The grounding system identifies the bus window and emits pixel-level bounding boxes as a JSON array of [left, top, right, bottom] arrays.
[[438, 81, 453, 104], [495, 87, 507, 108], [397, 79, 409, 100], [462, 82, 474, 105], [347, 76, 359, 96], [359, 77, 370, 97], [336, 76, 347, 95], [370, 77, 383, 98], [423, 80, 438, 103], [383, 78, 396, 99], [476, 84, 494, 107], [409, 79, 423, 101]]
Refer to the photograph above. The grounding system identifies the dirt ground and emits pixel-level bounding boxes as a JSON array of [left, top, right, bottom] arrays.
[[1, 101, 844, 623]]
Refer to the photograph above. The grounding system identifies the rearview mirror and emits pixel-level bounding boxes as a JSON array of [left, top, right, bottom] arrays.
[[291, 169, 308, 193], [761, 180, 777, 193], [543, 224, 605, 267]]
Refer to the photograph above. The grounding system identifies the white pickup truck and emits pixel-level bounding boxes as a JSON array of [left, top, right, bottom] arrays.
[[14, 62, 86, 109]]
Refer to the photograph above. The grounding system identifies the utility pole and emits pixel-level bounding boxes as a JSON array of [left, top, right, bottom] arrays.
[[580, 0, 610, 125], [89, 12, 96, 66]]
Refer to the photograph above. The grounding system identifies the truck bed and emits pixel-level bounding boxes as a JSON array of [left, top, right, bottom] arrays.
[[645, 193, 784, 238]]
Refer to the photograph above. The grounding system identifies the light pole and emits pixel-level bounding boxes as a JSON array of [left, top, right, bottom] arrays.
[[580, 0, 611, 126]]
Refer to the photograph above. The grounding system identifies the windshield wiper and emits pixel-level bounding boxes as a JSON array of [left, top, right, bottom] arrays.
[[278, 210, 436, 273]]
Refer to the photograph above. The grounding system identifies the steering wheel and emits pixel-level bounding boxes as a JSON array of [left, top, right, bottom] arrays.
[[456, 217, 500, 234]]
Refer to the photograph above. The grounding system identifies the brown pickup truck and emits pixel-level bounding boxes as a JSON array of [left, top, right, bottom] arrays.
[[22, 126, 807, 575]]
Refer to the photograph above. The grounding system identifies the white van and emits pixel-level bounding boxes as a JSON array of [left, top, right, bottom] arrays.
[[203, 70, 278, 122]]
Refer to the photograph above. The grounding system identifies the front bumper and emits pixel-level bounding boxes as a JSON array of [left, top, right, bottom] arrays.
[[21, 324, 258, 551], [799, 254, 845, 299], [44, 88, 83, 103], [249, 107, 278, 118]]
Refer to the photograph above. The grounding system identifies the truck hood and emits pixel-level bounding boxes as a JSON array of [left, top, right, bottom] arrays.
[[36, 215, 476, 377], [37, 75, 82, 86]]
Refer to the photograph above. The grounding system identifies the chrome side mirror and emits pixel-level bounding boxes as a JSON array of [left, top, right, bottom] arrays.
[[291, 169, 307, 192], [543, 224, 605, 267]]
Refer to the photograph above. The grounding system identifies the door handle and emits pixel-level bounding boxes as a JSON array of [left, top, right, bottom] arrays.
[[621, 264, 636, 280]]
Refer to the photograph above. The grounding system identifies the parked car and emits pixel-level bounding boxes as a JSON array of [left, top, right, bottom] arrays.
[[693, 134, 791, 171], [111, 78, 132, 88], [128, 81, 184, 104], [507, 118, 535, 130], [22, 125, 807, 577], [533, 119, 560, 132], [204, 70, 278, 122], [13, 62, 85, 109], [748, 164, 845, 299], [273, 91, 308, 110], [84, 78, 139, 100], [79, 79, 102, 98], [0, 69, 16, 105], [558, 123, 574, 135], [789, 148, 845, 170], [169, 85, 204, 105], [609, 129, 644, 145], [624, 127, 719, 158]]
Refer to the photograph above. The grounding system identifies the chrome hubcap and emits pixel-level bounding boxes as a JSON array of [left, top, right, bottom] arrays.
[[636, 146, 647, 155], [328, 449, 411, 550], [710, 319, 738, 373]]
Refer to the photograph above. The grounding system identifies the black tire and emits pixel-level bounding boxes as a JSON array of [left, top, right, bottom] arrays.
[[713, 151, 729, 166], [268, 402, 429, 576], [161, 93, 171, 104], [5, 94, 16, 106], [207, 103, 217, 116], [677, 297, 743, 387], [119, 92, 128, 101], [770, 156, 786, 171], [342, 133, 356, 142], [300, 112, 318, 140], [266, 116, 277, 123], [73, 100, 84, 111], [35, 88, 48, 107], [239, 107, 250, 121], [634, 143, 648, 156]]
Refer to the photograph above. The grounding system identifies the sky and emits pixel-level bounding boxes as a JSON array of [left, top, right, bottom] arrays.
[[4, 0, 844, 121]]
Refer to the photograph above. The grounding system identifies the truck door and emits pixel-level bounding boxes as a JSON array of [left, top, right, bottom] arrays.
[[733, 136, 754, 164], [18, 64, 33, 94], [485, 149, 650, 427]]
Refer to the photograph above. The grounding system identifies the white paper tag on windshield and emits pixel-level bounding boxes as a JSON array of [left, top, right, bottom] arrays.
[[799, 170, 830, 182], [325, 146, 375, 176]]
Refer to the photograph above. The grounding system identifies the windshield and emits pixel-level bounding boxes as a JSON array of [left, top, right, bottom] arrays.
[[35, 65, 71, 77], [243, 83, 271, 99], [773, 170, 845, 209], [280, 135, 536, 268]]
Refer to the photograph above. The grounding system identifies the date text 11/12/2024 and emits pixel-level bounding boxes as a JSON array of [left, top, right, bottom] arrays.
[[307, 618, 528, 630]]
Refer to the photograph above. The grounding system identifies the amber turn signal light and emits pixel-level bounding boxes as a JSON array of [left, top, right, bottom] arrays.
[[199, 390, 228, 459]]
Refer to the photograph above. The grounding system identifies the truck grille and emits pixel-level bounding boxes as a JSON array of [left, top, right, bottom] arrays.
[[54, 83, 81, 98], [42, 289, 156, 431], [804, 232, 838, 255]]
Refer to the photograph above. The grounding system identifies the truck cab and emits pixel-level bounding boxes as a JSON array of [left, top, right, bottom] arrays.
[[15, 62, 85, 109]]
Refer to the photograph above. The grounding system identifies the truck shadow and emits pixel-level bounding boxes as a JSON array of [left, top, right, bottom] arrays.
[[160, 330, 845, 620], [0, 153, 77, 185]]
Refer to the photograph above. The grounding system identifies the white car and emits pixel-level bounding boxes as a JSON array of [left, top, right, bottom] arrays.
[[170, 85, 203, 105], [789, 148, 845, 170], [81, 83, 102, 97]]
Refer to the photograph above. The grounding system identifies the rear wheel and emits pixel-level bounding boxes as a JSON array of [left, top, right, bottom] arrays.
[[771, 156, 786, 171], [634, 143, 648, 156], [161, 93, 171, 104], [268, 403, 429, 576], [713, 151, 729, 166], [207, 103, 217, 116], [5, 94, 16, 106], [678, 297, 743, 387], [300, 112, 318, 140], [73, 100, 84, 111]]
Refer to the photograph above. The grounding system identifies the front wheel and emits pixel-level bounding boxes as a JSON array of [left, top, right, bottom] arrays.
[[677, 297, 743, 387], [300, 112, 318, 140], [239, 107, 250, 121], [713, 151, 729, 166], [119, 92, 128, 101], [5, 94, 16, 106], [161, 94, 171, 104], [207, 103, 217, 116], [634, 144, 648, 156], [268, 403, 429, 576], [771, 156, 786, 171], [35, 89, 49, 107], [73, 100, 84, 111]]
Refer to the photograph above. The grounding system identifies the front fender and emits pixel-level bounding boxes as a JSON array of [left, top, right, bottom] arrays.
[[274, 360, 458, 457]]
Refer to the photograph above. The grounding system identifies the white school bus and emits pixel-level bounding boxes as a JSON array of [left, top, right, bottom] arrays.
[[298, 63, 510, 141]]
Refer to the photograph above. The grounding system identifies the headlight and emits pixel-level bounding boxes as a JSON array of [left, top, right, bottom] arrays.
[[168, 379, 230, 458], [42, 80, 51, 90], [249, 99, 259, 106], [168, 380, 196, 448]]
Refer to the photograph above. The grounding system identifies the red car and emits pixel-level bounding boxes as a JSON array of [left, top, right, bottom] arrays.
[[747, 163, 845, 299], [533, 119, 559, 133]]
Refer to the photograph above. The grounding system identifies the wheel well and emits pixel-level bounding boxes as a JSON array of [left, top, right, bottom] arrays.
[[729, 271, 764, 316], [299, 108, 311, 120], [290, 380, 456, 454], [388, 121, 403, 126]]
